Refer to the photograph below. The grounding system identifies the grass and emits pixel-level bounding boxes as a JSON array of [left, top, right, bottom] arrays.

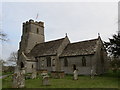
[[2, 71, 119, 88], [2, 72, 13, 76]]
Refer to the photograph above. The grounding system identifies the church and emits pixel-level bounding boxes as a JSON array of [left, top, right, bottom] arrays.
[[17, 19, 107, 75]]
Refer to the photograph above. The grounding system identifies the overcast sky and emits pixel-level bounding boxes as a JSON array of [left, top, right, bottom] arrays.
[[1, 1, 118, 60]]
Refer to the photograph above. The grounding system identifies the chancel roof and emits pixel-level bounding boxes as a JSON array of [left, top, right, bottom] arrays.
[[60, 38, 99, 57], [30, 37, 65, 57]]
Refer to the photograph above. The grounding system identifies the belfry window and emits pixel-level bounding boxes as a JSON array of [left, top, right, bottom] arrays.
[[37, 28, 39, 34], [46, 56, 51, 67], [82, 56, 86, 66]]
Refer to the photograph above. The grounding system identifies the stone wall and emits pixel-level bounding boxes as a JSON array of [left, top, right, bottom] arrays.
[[60, 55, 95, 75], [94, 37, 108, 75], [59, 38, 107, 75], [17, 52, 37, 73], [37, 56, 58, 72], [25, 61, 37, 73]]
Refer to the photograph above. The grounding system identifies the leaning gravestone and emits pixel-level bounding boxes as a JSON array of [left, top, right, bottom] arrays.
[[12, 69, 25, 88], [19, 69, 25, 88], [12, 66, 19, 88], [12, 73, 19, 88]]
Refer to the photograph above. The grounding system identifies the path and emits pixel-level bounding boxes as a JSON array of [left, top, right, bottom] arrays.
[[0, 74, 11, 79]]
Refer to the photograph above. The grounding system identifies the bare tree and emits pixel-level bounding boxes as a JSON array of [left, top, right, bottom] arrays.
[[0, 59, 6, 67], [7, 52, 17, 66], [0, 32, 8, 41]]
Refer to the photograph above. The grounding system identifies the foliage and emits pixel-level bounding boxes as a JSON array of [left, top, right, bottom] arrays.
[[110, 58, 120, 67], [2, 66, 14, 73], [7, 52, 17, 66], [109, 58, 120, 73], [104, 31, 120, 57], [104, 31, 120, 73], [2, 72, 13, 76], [0, 59, 6, 66], [0, 32, 8, 41]]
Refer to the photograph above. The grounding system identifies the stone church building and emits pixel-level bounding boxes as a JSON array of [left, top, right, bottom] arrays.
[[17, 19, 107, 75]]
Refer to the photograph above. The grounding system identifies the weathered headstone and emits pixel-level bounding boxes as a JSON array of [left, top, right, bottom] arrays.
[[41, 72, 50, 85], [90, 69, 94, 79], [42, 75, 50, 85], [19, 70, 25, 88], [12, 66, 20, 88], [31, 71, 37, 79], [73, 69, 78, 80], [12, 69, 25, 88], [12, 73, 19, 88]]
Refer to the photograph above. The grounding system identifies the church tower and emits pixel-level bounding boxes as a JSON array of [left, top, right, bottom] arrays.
[[18, 19, 44, 55]]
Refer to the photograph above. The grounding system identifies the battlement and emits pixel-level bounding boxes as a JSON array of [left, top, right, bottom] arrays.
[[23, 19, 44, 27]]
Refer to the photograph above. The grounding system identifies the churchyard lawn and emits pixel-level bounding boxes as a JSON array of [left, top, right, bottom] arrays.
[[2, 70, 119, 88]]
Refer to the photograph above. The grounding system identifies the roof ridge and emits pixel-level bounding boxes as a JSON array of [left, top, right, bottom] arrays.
[[70, 38, 98, 44], [45, 37, 65, 43], [36, 37, 65, 45]]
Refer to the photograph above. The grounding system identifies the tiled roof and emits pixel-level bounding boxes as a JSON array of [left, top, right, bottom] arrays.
[[30, 38, 65, 57], [60, 38, 98, 57]]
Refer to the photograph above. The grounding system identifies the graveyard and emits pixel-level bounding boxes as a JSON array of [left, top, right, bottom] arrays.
[[2, 70, 119, 88], [1, 2, 120, 89]]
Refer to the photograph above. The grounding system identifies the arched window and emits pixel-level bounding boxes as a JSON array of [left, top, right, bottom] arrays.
[[46, 56, 51, 67], [21, 62, 24, 68], [64, 57, 68, 67], [82, 56, 86, 66]]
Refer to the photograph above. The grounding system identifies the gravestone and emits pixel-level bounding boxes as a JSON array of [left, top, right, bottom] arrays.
[[12, 73, 19, 88], [12, 66, 20, 88], [73, 69, 78, 80], [31, 69, 37, 79], [12, 69, 25, 88], [19, 69, 25, 88], [42, 75, 50, 85], [90, 69, 94, 79], [41, 72, 50, 86]]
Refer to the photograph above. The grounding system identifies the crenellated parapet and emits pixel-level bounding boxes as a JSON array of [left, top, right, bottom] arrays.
[[23, 19, 44, 27]]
